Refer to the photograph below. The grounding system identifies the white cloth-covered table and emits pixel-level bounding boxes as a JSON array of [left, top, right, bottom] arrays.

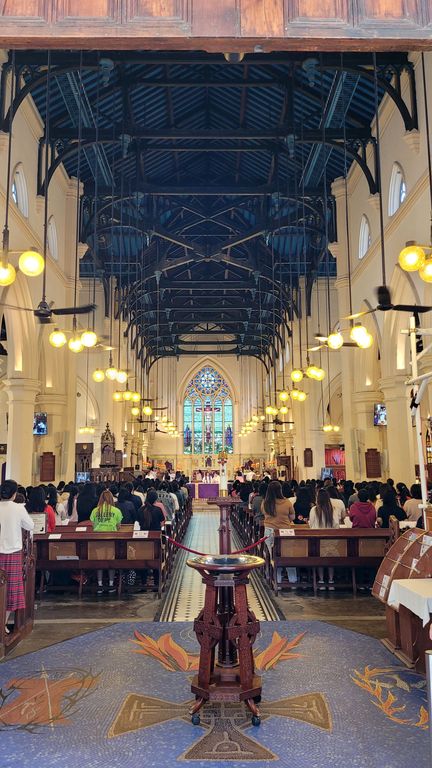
[[399, 520, 417, 530], [387, 579, 432, 627]]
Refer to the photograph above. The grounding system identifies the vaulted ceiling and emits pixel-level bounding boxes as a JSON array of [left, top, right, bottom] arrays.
[[3, 50, 416, 367]]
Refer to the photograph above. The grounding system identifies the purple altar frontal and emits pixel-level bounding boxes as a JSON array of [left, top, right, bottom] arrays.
[[187, 482, 219, 499]]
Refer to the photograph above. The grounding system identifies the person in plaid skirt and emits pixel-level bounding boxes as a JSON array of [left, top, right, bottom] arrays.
[[0, 479, 34, 632]]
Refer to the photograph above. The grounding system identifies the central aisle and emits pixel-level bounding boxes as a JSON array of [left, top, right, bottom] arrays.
[[159, 504, 280, 621]]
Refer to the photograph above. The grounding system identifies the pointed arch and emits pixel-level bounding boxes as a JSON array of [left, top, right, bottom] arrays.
[[182, 362, 234, 456]]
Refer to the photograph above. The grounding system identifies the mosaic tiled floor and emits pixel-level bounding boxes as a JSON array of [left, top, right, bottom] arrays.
[[0, 620, 429, 768], [160, 506, 279, 622]]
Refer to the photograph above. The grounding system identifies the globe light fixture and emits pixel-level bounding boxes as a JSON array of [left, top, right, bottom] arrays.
[[252, 415, 259, 422], [105, 366, 118, 381], [116, 369, 128, 384], [290, 389, 300, 401], [297, 390, 307, 402], [68, 335, 84, 353], [49, 328, 67, 348], [131, 406, 140, 416], [131, 391, 140, 402], [327, 331, 344, 350], [350, 323, 368, 345], [419, 258, 432, 283], [279, 390, 289, 402], [259, 414, 265, 421], [356, 331, 374, 349], [322, 424, 333, 433], [80, 329, 98, 348], [18, 248, 45, 277], [313, 366, 326, 381], [280, 405, 289, 415], [92, 368, 105, 383], [333, 425, 341, 433], [0, 262, 16, 286], [291, 368, 304, 383], [398, 242, 426, 272], [113, 391, 122, 402], [143, 405, 153, 416], [123, 389, 132, 401], [305, 365, 319, 380]]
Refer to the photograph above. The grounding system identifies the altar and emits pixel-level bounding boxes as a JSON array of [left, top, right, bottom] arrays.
[[187, 482, 219, 499]]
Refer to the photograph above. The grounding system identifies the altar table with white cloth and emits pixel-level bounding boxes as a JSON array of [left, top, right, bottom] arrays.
[[388, 578, 432, 627]]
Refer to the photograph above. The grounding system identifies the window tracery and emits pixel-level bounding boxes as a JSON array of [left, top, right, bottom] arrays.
[[183, 365, 233, 455]]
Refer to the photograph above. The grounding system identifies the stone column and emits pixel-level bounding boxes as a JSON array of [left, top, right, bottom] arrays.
[[4, 378, 40, 486], [36, 392, 68, 484], [352, 390, 384, 479], [380, 374, 416, 485]]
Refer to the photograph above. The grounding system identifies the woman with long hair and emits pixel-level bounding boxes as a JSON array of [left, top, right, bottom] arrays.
[[0, 480, 34, 633], [66, 485, 79, 521], [309, 488, 340, 590], [293, 486, 312, 524], [262, 480, 295, 584], [135, 489, 165, 591], [26, 486, 56, 532], [90, 490, 122, 594]]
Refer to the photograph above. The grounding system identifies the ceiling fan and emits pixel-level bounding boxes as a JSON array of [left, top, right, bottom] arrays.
[[345, 286, 432, 320], [1, 300, 96, 325]]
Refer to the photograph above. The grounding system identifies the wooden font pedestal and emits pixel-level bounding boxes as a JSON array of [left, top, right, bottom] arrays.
[[187, 555, 264, 724]]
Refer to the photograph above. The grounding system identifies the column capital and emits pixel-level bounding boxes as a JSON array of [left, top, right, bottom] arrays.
[[352, 390, 383, 406], [379, 373, 409, 398], [36, 393, 68, 412], [331, 176, 346, 199], [3, 377, 40, 402]]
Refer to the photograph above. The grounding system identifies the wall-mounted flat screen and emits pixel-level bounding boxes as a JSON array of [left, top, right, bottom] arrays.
[[33, 412, 48, 435], [374, 403, 387, 426]]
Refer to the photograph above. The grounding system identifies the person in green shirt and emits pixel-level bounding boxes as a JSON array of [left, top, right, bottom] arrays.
[[90, 490, 123, 594]]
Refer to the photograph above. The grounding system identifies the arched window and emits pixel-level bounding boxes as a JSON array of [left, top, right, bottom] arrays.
[[183, 365, 233, 455], [388, 163, 407, 216], [47, 216, 58, 261], [11, 164, 28, 217], [358, 214, 371, 259]]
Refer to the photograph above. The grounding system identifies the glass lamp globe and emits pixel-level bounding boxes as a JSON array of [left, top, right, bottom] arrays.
[[291, 368, 304, 383], [131, 406, 140, 416], [123, 389, 132, 401], [265, 405, 273, 415], [113, 391, 122, 402], [80, 330, 98, 348], [323, 424, 333, 433], [297, 390, 307, 402], [399, 242, 426, 272], [357, 331, 373, 349], [88, 426, 95, 435], [419, 258, 432, 283], [259, 414, 265, 421], [350, 323, 368, 344], [0, 262, 16, 286], [305, 365, 318, 379], [143, 405, 153, 416], [279, 390, 289, 402], [18, 248, 44, 277], [327, 331, 344, 350], [290, 389, 300, 401], [49, 328, 67, 348], [252, 415, 259, 422], [92, 368, 105, 383], [280, 405, 289, 415], [105, 366, 118, 381], [130, 391, 140, 402], [68, 335, 84, 353], [313, 367, 326, 381], [116, 370, 128, 384], [333, 425, 341, 433]]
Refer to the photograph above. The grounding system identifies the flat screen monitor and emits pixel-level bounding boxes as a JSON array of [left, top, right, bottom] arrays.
[[374, 403, 387, 426], [76, 471, 91, 483], [33, 412, 48, 435]]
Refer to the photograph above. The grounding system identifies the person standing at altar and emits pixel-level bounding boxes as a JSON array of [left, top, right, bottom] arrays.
[[196, 470, 203, 482]]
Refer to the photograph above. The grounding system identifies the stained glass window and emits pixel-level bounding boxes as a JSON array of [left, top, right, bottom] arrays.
[[183, 366, 234, 455]]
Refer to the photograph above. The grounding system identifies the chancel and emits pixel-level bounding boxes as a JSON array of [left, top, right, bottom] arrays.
[[0, 5, 432, 767]]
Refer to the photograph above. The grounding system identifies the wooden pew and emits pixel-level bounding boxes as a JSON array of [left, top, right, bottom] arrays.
[[34, 526, 167, 599], [0, 531, 36, 659], [268, 528, 391, 595]]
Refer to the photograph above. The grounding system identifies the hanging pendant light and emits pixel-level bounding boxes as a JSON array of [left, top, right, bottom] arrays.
[[142, 404, 153, 416], [291, 368, 303, 383], [116, 369, 128, 384], [92, 368, 105, 383], [113, 390, 123, 402], [49, 328, 67, 348], [419, 259, 432, 283], [105, 364, 118, 381], [279, 389, 290, 402], [81, 329, 98, 348], [350, 323, 369, 344], [131, 406, 140, 417], [327, 331, 344, 350], [399, 242, 426, 272], [19, 248, 44, 277]]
